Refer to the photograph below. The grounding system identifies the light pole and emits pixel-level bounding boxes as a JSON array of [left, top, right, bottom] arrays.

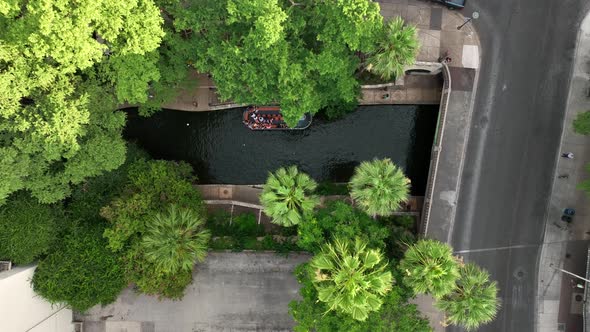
[[457, 11, 479, 30], [550, 263, 590, 284]]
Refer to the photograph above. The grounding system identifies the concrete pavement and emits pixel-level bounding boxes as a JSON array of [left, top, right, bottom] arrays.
[[536, 11, 590, 332], [77, 252, 310, 332]]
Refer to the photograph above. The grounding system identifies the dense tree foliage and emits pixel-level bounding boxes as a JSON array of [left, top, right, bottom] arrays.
[[32, 221, 126, 312], [176, 0, 382, 125], [260, 166, 319, 227], [349, 158, 410, 217], [137, 0, 204, 116], [290, 263, 431, 332], [0, 0, 164, 203], [66, 143, 149, 221], [436, 263, 500, 331], [399, 239, 460, 298], [297, 200, 389, 253], [0, 192, 60, 264], [101, 159, 206, 298]]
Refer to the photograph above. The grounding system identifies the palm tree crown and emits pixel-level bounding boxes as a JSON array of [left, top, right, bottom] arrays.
[[399, 239, 460, 298], [142, 205, 211, 274], [366, 17, 419, 81], [260, 166, 319, 227], [349, 158, 410, 217], [436, 263, 500, 331], [310, 237, 393, 321]]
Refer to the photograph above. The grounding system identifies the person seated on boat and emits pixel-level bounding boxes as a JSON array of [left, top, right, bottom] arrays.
[[258, 116, 264, 122]]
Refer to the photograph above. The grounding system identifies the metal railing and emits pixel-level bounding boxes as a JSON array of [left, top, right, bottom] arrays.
[[420, 63, 452, 236]]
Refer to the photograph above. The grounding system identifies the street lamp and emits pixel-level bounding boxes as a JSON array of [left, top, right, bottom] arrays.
[[457, 11, 479, 30], [550, 263, 590, 284]]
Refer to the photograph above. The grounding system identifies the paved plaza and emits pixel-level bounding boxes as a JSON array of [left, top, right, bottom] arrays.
[[77, 252, 310, 332]]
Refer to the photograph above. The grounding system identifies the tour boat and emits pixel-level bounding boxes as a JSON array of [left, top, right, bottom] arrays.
[[242, 106, 312, 130]]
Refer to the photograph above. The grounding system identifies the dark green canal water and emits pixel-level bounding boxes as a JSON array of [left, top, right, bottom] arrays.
[[124, 105, 438, 195]]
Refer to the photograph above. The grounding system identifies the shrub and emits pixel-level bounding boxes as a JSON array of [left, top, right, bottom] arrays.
[[573, 110, 590, 135], [382, 215, 418, 260], [0, 192, 60, 264], [233, 212, 265, 237], [297, 201, 389, 253], [32, 221, 126, 312]]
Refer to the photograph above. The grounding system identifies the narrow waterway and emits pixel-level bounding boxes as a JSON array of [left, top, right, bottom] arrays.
[[124, 105, 438, 195]]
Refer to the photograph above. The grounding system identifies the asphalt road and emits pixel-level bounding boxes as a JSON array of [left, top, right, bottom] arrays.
[[449, 1, 590, 331]]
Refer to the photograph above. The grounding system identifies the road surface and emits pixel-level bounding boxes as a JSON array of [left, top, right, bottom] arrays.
[[450, 1, 590, 331]]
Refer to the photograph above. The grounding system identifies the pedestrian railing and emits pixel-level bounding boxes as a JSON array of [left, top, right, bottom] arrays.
[[420, 63, 452, 236]]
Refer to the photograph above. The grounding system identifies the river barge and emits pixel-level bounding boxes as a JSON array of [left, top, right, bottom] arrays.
[[242, 106, 312, 130]]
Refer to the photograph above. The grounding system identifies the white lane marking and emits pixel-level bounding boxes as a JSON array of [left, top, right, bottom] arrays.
[[454, 244, 539, 254]]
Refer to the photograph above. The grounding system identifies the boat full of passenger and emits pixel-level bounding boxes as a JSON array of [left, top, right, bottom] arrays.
[[242, 106, 312, 130]]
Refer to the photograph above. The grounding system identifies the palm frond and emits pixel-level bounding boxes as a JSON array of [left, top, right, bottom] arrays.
[[141, 205, 211, 274], [366, 17, 420, 81], [399, 239, 460, 298], [309, 237, 393, 321], [349, 158, 410, 216], [436, 263, 501, 330], [261, 166, 319, 227]]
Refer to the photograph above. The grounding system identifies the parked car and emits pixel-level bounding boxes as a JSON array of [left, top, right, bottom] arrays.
[[433, 0, 465, 9]]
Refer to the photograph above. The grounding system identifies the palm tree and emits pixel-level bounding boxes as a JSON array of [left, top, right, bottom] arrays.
[[436, 263, 500, 331], [399, 239, 460, 298], [260, 166, 319, 227], [310, 237, 393, 321], [349, 158, 410, 217], [366, 17, 419, 81], [142, 205, 211, 274]]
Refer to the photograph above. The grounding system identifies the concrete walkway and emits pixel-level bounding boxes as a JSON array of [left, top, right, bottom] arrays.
[[536, 12, 590, 332]]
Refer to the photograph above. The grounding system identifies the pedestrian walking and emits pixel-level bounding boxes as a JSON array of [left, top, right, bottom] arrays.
[[562, 152, 574, 159]]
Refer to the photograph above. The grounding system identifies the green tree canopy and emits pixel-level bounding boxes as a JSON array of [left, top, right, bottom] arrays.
[[310, 237, 393, 321], [436, 263, 500, 331], [297, 200, 389, 253], [349, 158, 410, 217], [399, 239, 460, 298], [101, 159, 206, 298], [260, 165, 319, 227], [0, 191, 60, 264], [0, 0, 164, 204], [183, 0, 383, 126], [573, 110, 590, 135], [289, 263, 431, 332], [32, 221, 126, 312], [141, 205, 211, 274], [366, 17, 419, 81]]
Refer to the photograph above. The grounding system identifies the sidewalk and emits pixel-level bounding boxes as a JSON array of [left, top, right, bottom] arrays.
[[536, 12, 590, 332]]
